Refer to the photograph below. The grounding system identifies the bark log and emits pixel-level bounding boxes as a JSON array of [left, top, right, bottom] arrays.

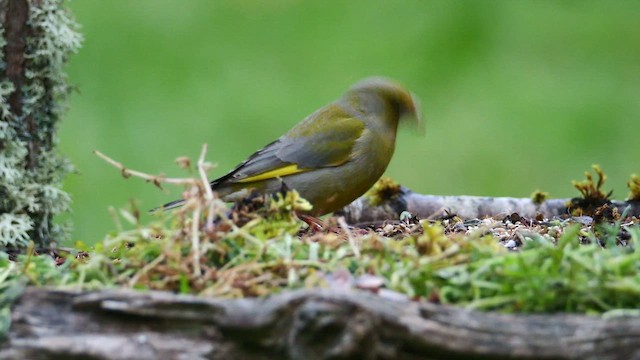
[[2, 287, 640, 360], [338, 186, 640, 224]]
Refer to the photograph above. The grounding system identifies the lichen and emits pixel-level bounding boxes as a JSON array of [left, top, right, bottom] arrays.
[[0, 81, 15, 120], [0, 213, 32, 247], [23, 0, 83, 128]]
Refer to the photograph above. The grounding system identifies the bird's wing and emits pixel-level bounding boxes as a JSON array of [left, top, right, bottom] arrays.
[[213, 104, 365, 185]]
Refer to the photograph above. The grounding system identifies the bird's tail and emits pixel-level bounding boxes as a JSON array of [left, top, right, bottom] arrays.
[[150, 198, 185, 213]]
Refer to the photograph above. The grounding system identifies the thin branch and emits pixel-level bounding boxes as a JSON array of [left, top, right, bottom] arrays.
[[191, 205, 202, 276], [94, 150, 197, 186], [127, 253, 166, 287], [197, 144, 214, 201]]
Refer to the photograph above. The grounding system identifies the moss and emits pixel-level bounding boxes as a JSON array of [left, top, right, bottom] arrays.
[[3, 156, 640, 315], [530, 190, 548, 205], [569, 165, 612, 216], [627, 174, 640, 202], [365, 177, 402, 206]]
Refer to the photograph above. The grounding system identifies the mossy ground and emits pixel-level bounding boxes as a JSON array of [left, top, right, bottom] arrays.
[[2, 165, 639, 320]]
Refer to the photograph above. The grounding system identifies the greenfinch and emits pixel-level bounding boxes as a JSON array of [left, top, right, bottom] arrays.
[[161, 77, 422, 216]]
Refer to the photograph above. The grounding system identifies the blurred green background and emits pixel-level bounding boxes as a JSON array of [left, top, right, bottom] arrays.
[[60, 1, 640, 243]]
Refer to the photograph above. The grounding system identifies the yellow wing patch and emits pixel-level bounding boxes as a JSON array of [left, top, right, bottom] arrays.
[[236, 164, 306, 183]]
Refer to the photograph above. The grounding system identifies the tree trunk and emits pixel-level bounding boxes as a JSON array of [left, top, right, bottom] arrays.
[[0, 0, 80, 248]]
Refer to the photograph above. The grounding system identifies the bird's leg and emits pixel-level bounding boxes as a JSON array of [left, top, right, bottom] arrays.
[[297, 213, 325, 232]]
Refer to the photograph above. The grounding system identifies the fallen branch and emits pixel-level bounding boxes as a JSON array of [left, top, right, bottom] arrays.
[[338, 186, 640, 224]]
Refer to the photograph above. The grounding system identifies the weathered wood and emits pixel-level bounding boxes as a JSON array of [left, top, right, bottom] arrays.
[[1, 287, 639, 360], [338, 186, 640, 224]]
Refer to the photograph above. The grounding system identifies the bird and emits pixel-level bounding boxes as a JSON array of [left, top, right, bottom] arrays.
[[159, 77, 422, 216]]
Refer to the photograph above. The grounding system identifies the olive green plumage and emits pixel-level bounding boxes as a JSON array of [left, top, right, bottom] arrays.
[[162, 77, 422, 216]]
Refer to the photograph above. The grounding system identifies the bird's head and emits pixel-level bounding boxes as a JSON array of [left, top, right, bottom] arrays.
[[347, 77, 423, 132]]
